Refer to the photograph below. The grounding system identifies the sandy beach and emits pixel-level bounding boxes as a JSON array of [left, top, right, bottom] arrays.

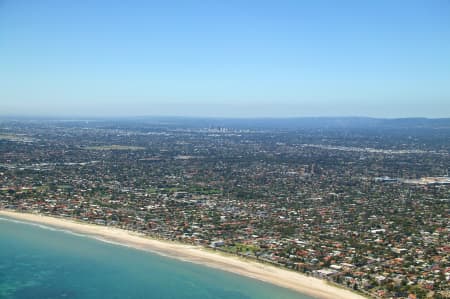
[[0, 210, 366, 299]]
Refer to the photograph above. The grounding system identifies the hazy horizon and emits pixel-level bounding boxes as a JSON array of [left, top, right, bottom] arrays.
[[2, 114, 450, 123], [1, 1, 449, 118], [1, 112, 450, 120]]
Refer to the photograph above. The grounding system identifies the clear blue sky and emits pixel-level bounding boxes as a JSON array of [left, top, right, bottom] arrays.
[[1, 0, 449, 118]]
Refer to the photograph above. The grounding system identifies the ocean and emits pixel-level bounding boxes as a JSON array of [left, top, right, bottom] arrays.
[[0, 217, 314, 299]]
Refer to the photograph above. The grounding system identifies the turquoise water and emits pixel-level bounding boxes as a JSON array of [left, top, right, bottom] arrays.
[[0, 217, 314, 299]]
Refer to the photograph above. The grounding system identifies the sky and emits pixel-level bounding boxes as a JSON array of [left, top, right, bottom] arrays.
[[1, 0, 449, 118]]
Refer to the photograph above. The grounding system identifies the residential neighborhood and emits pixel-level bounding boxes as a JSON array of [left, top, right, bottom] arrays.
[[1, 119, 449, 298]]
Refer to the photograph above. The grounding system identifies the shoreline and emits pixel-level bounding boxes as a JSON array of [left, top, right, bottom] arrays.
[[0, 210, 366, 299]]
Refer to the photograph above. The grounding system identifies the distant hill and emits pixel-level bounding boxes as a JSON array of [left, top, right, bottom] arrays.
[[2, 115, 450, 130], [128, 116, 450, 130]]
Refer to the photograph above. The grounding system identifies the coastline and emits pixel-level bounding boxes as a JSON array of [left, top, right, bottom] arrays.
[[0, 210, 366, 299]]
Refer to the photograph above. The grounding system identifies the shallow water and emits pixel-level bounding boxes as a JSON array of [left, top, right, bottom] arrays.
[[0, 217, 313, 299]]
